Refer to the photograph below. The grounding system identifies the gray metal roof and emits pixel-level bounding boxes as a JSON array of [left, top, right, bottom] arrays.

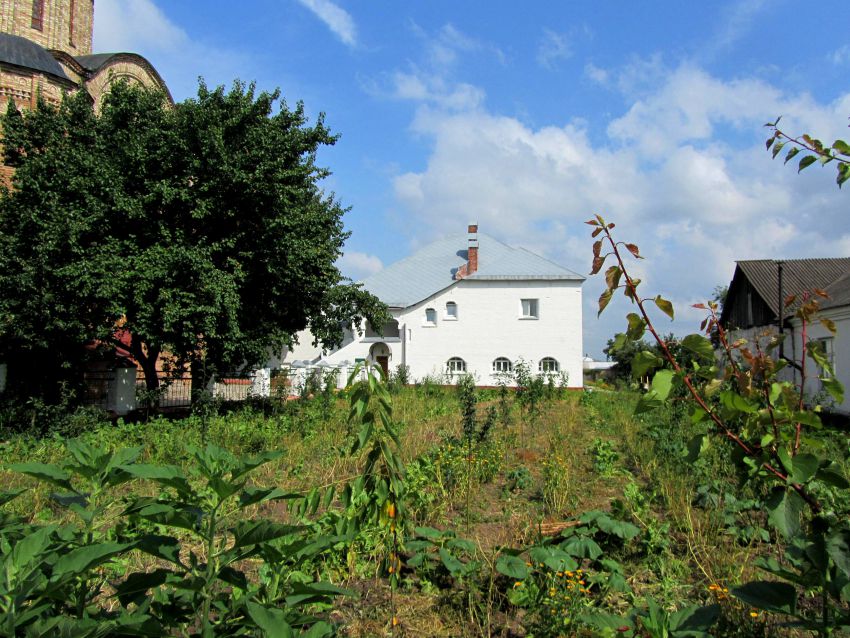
[[361, 233, 584, 307], [721, 258, 850, 326], [0, 33, 70, 81]]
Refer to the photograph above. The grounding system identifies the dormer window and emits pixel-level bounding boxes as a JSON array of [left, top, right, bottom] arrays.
[[445, 301, 458, 320]]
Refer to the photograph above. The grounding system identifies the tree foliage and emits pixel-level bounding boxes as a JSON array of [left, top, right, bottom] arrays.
[[0, 81, 387, 401], [765, 117, 850, 188]]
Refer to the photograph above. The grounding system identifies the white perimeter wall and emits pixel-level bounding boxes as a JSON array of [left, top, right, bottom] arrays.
[[323, 278, 584, 387]]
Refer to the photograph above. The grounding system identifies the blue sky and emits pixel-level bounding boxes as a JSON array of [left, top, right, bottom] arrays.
[[94, 0, 850, 357]]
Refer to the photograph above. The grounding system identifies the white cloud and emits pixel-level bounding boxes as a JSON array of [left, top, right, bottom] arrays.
[[830, 44, 850, 66], [338, 251, 383, 280], [701, 0, 769, 61], [390, 63, 850, 356], [537, 29, 573, 69], [584, 62, 609, 86], [93, 0, 185, 52], [296, 0, 357, 47], [93, 0, 253, 101]]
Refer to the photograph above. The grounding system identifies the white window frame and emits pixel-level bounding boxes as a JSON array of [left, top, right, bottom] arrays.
[[492, 357, 513, 373], [520, 298, 539, 319], [423, 307, 437, 327], [445, 301, 458, 320], [539, 357, 559, 373], [446, 357, 466, 374]]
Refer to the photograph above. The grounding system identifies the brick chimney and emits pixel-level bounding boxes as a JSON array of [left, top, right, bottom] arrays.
[[456, 223, 479, 280]]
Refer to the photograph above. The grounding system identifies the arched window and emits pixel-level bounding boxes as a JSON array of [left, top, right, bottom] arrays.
[[424, 307, 437, 325], [446, 357, 466, 374], [31, 0, 44, 30], [445, 301, 458, 319], [492, 357, 512, 373], [539, 357, 560, 373]]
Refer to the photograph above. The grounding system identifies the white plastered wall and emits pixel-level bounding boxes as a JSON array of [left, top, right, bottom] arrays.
[[321, 278, 584, 387]]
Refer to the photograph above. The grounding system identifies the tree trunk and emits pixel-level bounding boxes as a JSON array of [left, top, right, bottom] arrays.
[[128, 334, 160, 393]]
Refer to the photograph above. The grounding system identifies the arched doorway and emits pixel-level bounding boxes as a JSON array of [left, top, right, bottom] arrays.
[[368, 342, 392, 378]]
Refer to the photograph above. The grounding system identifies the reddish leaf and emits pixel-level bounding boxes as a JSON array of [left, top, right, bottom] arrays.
[[624, 243, 642, 259], [700, 318, 708, 331], [784, 294, 797, 308], [592, 227, 602, 238], [813, 288, 829, 299], [585, 219, 599, 226], [592, 240, 603, 258], [692, 303, 707, 310], [590, 255, 605, 275], [607, 223, 616, 229]]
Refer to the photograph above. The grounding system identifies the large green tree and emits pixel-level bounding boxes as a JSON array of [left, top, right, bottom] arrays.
[[0, 81, 387, 402]]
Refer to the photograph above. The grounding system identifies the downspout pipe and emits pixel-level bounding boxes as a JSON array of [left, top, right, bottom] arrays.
[[777, 260, 785, 359]]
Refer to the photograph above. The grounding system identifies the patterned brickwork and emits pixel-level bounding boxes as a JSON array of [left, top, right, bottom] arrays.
[[0, 0, 93, 56]]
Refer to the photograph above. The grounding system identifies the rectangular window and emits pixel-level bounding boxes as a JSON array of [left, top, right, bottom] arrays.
[[69, 0, 76, 46], [31, 0, 44, 31], [520, 298, 539, 319], [424, 308, 437, 326]]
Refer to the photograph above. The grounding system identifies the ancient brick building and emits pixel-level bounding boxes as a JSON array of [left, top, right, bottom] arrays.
[[0, 0, 170, 111]]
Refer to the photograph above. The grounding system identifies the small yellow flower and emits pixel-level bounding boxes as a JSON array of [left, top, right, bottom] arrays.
[[750, 611, 759, 618]]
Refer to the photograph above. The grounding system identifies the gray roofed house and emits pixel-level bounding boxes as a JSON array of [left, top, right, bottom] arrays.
[[719, 256, 850, 414], [361, 232, 585, 308], [299, 224, 587, 388]]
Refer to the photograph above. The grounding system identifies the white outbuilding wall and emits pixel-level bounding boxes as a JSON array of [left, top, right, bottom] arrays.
[[322, 277, 584, 387]]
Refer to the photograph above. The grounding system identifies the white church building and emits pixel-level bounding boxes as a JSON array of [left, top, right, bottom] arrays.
[[280, 224, 585, 388]]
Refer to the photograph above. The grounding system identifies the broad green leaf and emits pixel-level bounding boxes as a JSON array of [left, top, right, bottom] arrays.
[[635, 391, 665, 414], [650, 369, 674, 401], [240, 486, 302, 507], [821, 376, 845, 405], [668, 603, 720, 632], [495, 554, 529, 580], [120, 464, 192, 495], [798, 154, 817, 172], [439, 546, 465, 576], [789, 453, 819, 485], [53, 542, 133, 579], [784, 146, 800, 164], [765, 488, 804, 539], [833, 139, 850, 156], [626, 313, 646, 340], [114, 569, 172, 607], [827, 530, 850, 579], [0, 487, 26, 507], [772, 140, 785, 159], [232, 521, 302, 549], [720, 390, 758, 414], [247, 601, 293, 638], [732, 581, 797, 615], [285, 581, 353, 606], [684, 434, 709, 463], [816, 462, 850, 489], [135, 534, 183, 565], [232, 450, 283, 480], [594, 514, 641, 540], [632, 351, 662, 378], [8, 463, 74, 492], [562, 536, 603, 560], [839, 163, 850, 188], [654, 295, 674, 320], [11, 525, 55, 567], [681, 334, 714, 361]]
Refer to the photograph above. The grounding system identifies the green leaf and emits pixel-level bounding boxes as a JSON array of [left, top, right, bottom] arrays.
[[632, 351, 662, 379], [784, 146, 800, 164], [232, 521, 302, 549], [8, 463, 74, 492], [833, 139, 850, 156], [654, 295, 674, 320], [798, 154, 817, 172], [0, 487, 26, 507], [439, 546, 465, 576], [240, 486, 302, 507], [246, 601, 293, 638], [765, 488, 804, 539], [732, 581, 797, 615], [650, 369, 674, 401], [822, 376, 845, 405], [635, 391, 665, 415], [816, 462, 850, 489], [772, 140, 785, 159], [120, 464, 192, 495], [495, 554, 529, 580], [789, 453, 819, 485], [53, 542, 133, 579], [284, 581, 353, 606], [684, 434, 709, 463], [681, 334, 714, 361], [562, 536, 603, 560], [720, 390, 758, 414], [668, 604, 720, 632], [626, 313, 646, 340], [605, 265, 622, 290], [838, 163, 850, 188], [114, 568, 173, 607]]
